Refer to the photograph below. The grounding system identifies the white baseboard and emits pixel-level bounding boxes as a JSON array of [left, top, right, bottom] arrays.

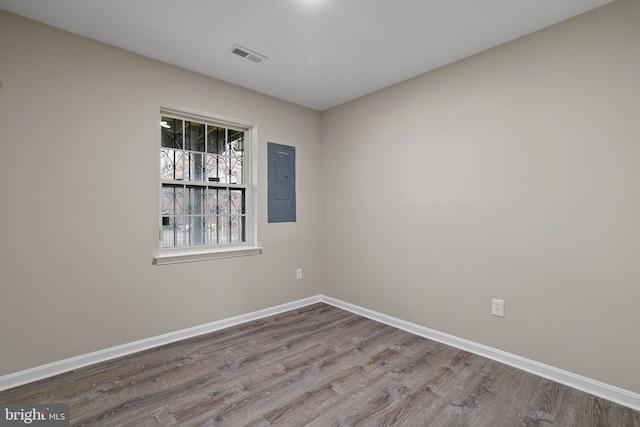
[[2, 294, 638, 412], [319, 295, 640, 412], [0, 295, 323, 392]]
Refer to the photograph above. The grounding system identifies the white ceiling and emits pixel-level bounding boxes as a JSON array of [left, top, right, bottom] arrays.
[[0, 0, 614, 111]]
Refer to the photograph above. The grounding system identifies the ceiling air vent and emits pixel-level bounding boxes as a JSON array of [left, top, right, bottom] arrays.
[[229, 44, 268, 64]]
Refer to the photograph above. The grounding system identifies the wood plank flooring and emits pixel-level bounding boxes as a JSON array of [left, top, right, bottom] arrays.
[[1, 303, 638, 426]]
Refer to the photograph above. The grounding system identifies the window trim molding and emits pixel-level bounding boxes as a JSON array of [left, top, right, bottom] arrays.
[[153, 245, 263, 265], [157, 106, 259, 263]]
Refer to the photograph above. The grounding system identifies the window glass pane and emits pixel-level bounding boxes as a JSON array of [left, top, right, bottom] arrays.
[[217, 188, 231, 215], [161, 149, 186, 181], [161, 185, 184, 215], [229, 189, 244, 215], [163, 216, 190, 248], [205, 154, 219, 183], [187, 152, 205, 182], [205, 155, 228, 183], [219, 157, 232, 184], [187, 216, 206, 246], [217, 216, 230, 244], [161, 116, 182, 149], [230, 131, 244, 154], [207, 126, 225, 154], [229, 131, 244, 184], [230, 215, 245, 243], [205, 188, 223, 215], [162, 216, 177, 248], [186, 187, 205, 215], [230, 156, 243, 184], [174, 217, 189, 247], [204, 216, 218, 245], [185, 121, 205, 152]]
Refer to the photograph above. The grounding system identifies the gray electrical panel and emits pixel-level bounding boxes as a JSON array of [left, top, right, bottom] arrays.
[[268, 142, 296, 223]]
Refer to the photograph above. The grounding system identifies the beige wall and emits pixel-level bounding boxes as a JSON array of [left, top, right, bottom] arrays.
[[2, 0, 639, 396], [322, 0, 640, 394], [0, 11, 322, 375]]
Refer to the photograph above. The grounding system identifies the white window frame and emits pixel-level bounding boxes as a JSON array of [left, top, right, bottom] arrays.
[[154, 107, 261, 265]]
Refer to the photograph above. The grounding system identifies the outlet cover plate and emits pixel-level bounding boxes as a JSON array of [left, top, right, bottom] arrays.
[[492, 299, 505, 317]]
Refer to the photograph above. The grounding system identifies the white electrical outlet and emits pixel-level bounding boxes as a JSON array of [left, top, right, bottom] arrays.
[[492, 299, 505, 317], [296, 268, 303, 280]]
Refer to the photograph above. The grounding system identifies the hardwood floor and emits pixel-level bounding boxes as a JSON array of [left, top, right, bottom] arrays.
[[1, 303, 638, 426]]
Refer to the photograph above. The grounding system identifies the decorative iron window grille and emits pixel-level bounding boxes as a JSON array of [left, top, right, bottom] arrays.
[[160, 110, 248, 249]]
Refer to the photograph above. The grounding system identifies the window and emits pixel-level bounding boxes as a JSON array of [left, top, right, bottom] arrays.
[[157, 109, 258, 263]]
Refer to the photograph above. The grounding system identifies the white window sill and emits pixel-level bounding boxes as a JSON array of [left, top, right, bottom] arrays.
[[154, 246, 262, 265]]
